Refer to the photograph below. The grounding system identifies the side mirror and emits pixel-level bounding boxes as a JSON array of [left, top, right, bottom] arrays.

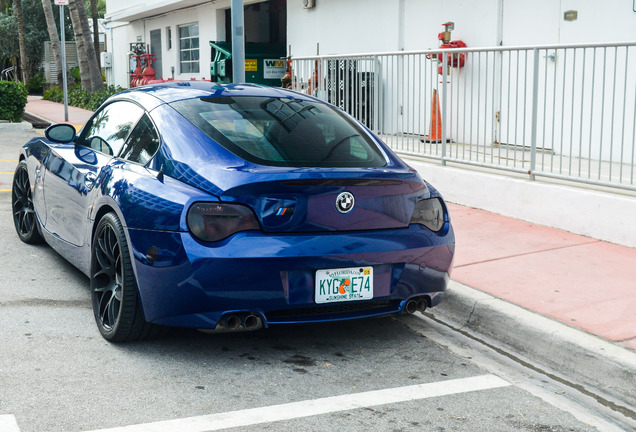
[[45, 124, 77, 143]]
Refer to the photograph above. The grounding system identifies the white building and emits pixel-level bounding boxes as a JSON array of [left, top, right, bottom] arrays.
[[104, 0, 636, 88]]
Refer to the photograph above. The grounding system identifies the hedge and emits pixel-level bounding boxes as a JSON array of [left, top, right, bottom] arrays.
[[43, 85, 126, 112], [0, 81, 28, 122]]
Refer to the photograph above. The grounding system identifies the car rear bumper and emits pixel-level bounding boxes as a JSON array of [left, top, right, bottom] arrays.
[[127, 223, 454, 329]]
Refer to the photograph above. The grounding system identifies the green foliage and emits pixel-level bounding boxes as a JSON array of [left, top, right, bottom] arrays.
[[45, 85, 125, 111], [68, 86, 91, 109], [81, 85, 127, 111], [26, 71, 46, 94], [0, 12, 17, 62], [69, 66, 81, 86], [43, 86, 63, 103], [0, 80, 28, 122], [85, 0, 107, 18]]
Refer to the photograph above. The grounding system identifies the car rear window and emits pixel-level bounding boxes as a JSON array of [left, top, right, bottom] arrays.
[[170, 96, 387, 168]]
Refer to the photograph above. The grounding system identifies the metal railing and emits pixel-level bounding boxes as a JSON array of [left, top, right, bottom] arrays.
[[291, 42, 636, 191], [1, 66, 14, 81]]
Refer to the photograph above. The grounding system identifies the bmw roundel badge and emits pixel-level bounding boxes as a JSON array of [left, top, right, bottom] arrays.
[[336, 191, 355, 214]]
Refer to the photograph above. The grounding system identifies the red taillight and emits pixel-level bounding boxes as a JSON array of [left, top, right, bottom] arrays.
[[187, 203, 261, 242], [409, 197, 445, 232]]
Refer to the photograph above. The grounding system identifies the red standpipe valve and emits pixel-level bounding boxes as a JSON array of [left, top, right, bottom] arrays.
[[428, 22, 467, 75]]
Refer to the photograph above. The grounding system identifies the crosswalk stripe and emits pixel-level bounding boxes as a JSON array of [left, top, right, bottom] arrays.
[[0, 415, 20, 432]]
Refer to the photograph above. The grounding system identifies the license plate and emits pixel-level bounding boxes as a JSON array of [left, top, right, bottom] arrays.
[[315, 267, 373, 304]]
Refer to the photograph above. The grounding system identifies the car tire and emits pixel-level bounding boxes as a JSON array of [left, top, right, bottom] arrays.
[[91, 212, 164, 342], [12, 160, 44, 244]]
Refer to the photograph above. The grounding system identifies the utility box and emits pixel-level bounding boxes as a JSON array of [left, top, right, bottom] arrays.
[[101, 52, 112, 68], [210, 42, 286, 85]]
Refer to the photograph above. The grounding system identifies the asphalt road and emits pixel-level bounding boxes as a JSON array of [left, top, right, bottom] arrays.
[[0, 127, 627, 431]]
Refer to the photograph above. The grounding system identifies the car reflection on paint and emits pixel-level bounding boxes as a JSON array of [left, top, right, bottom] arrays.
[[12, 81, 455, 342]]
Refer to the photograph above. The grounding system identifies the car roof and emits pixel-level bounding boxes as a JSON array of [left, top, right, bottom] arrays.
[[115, 81, 319, 106]]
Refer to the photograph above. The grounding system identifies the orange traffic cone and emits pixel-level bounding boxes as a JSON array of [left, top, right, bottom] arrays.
[[424, 89, 445, 143]]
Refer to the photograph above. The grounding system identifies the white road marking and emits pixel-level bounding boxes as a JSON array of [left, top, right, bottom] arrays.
[[84, 374, 510, 432], [0, 414, 20, 432]]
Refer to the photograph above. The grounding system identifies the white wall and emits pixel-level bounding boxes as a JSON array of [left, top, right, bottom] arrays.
[[502, 0, 635, 45], [558, 0, 636, 44], [402, 0, 500, 50], [288, 0, 636, 57], [287, 0, 401, 57]]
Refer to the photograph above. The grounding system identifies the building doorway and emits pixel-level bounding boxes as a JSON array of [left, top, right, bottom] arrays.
[[149, 29, 162, 79]]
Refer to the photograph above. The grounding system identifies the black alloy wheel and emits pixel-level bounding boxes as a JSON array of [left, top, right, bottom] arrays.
[[12, 161, 43, 244], [91, 212, 163, 342]]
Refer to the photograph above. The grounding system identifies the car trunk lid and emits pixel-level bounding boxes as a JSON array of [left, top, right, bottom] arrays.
[[220, 171, 429, 233]]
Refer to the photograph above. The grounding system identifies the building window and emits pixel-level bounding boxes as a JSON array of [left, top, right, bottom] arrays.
[[179, 23, 199, 74], [166, 26, 172, 50]]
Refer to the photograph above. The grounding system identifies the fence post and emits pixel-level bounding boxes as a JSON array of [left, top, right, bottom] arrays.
[[373, 55, 380, 134], [529, 48, 540, 181], [441, 61, 448, 166]]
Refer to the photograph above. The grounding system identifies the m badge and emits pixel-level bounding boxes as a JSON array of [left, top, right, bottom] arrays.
[[336, 192, 355, 214]]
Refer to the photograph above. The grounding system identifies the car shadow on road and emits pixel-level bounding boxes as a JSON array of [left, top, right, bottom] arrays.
[[109, 315, 447, 384]]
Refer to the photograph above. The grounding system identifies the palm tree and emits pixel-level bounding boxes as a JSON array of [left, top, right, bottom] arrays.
[[68, 0, 102, 91], [13, 0, 28, 83], [41, 0, 63, 88], [67, 0, 90, 89], [90, 0, 99, 69]]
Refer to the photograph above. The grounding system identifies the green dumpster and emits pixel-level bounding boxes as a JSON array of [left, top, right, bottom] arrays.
[[210, 42, 286, 85]]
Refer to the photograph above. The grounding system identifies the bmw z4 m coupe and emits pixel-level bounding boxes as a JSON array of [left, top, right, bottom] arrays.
[[12, 82, 455, 342]]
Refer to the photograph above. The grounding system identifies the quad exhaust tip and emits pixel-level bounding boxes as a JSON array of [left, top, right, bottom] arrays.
[[221, 314, 241, 330], [417, 298, 428, 312], [242, 314, 260, 331]]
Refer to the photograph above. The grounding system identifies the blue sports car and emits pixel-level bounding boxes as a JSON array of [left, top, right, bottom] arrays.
[[12, 82, 455, 342]]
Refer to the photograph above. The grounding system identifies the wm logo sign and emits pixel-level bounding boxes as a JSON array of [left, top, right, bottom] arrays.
[[265, 60, 285, 68]]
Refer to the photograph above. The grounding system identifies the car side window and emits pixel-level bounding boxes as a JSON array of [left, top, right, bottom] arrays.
[[81, 101, 144, 156], [118, 114, 160, 165]]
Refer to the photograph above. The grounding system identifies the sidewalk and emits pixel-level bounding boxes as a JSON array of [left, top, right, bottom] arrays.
[[25, 95, 93, 130], [449, 202, 636, 351]]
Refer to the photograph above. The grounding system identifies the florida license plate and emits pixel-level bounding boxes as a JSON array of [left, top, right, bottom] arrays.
[[315, 267, 373, 304]]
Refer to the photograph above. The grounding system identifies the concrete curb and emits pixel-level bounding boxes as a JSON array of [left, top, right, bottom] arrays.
[[22, 111, 52, 129], [426, 281, 636, 418], [0, 121, 32, 130]]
